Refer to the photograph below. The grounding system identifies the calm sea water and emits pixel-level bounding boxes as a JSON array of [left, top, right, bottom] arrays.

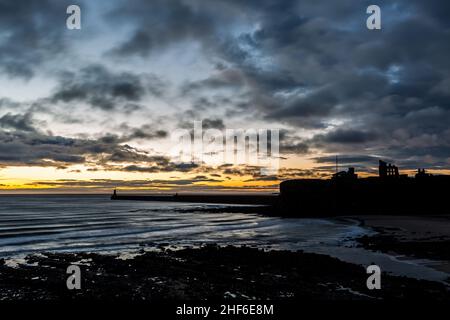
[[0, 195, 364, 257], [0, 195, 448, 282]]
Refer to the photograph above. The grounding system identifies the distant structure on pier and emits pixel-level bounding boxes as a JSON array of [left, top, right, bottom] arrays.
[[332, 167, 357, 180], [416, 168, 432, 178]]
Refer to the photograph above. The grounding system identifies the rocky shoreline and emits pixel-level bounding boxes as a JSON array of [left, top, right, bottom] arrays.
[[357, 232, 450, 262], [354, 215, 450, 275], [1, 245, 449, 301]]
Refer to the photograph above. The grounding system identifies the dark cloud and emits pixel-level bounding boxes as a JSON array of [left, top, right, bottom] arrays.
[[280, 141, 309, 155], [109, 30, 153, 58], [314, 155, 379, 164], [0, 113, 37, 133], [127, 129, 168, 140], [0, 130, 86, 166], [2, 0, 450, 176], [165, 0, 450, 169], [121, 162, 200, 174], [0, 0, 76, 78], [313, 129, 378, 144], [50, 64, 165, 110], [106, 0, 240, 58], [117, 123, 168, 141], [177, 118, 227, 141], [0, 113, 190, 173], [201, 119, 226, 130], [278, 130, 310, 155]]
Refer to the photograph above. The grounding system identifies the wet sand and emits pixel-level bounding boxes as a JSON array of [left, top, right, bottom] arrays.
[[355, 215, 450, 273], [1, 199, 449, 302]]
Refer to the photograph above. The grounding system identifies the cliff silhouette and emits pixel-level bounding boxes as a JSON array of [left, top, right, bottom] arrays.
[[279, 160, 450, 216]]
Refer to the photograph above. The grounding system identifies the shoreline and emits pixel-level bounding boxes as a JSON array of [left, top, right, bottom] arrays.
[[2, 204, 450, 283], [353, 214, 450, 274], [1, 198, 450, 301], [1, 245, 449, 301]]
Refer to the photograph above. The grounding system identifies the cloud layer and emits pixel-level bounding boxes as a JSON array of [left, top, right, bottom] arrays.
[[1, 0, 450, 191]]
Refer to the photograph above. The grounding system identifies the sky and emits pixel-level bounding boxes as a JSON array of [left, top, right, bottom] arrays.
[[0, 0, 450, 193]]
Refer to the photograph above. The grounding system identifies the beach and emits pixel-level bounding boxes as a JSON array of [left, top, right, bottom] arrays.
[[1, 245, 449, 301], [356, 214, 450, 273], [0, 195, 449, 301]]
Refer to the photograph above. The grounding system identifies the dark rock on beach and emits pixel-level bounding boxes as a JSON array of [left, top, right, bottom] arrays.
[[358, 234, 450, 262], [0, 245, 448, 301], [355, 215, 450, 263]]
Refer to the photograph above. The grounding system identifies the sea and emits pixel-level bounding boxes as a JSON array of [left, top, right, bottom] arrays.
[[0, 195, 448, 282]]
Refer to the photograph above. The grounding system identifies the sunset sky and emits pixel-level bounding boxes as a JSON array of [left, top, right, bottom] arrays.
[[1, 0, 450, 193]]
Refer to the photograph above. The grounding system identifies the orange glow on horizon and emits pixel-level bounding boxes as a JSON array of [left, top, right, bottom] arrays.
[[1, 163, 450, 193]]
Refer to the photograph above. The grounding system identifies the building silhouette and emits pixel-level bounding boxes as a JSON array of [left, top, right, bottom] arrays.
[[379, 160, 399, 177], [278, 159, 450, 216]]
